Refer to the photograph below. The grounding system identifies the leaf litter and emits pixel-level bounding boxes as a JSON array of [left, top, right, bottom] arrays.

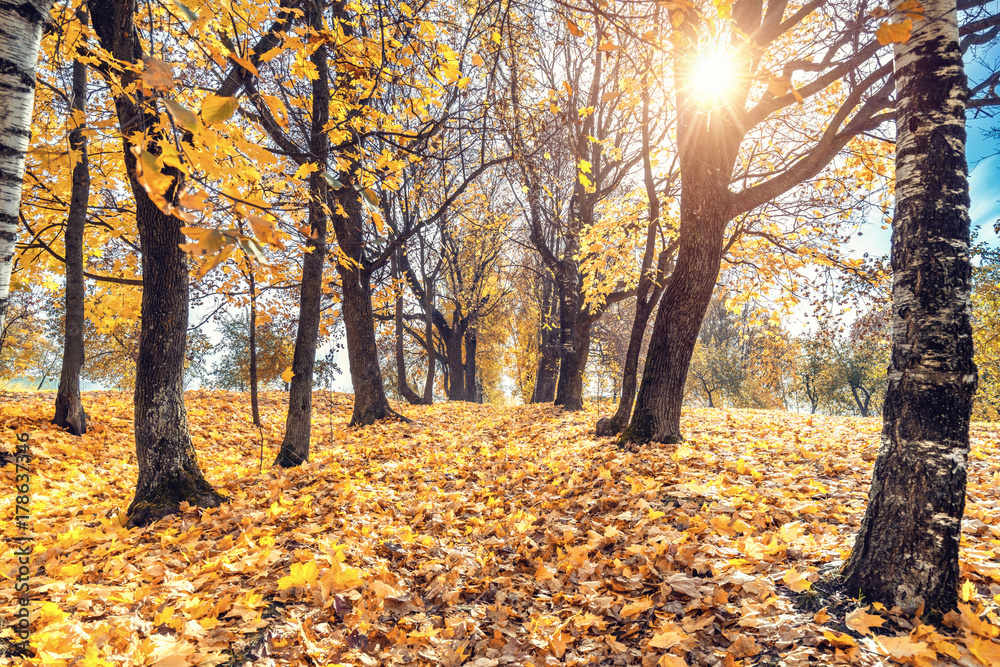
[[1, 391, 999, 666]]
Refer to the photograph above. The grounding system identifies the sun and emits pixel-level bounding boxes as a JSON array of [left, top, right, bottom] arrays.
[[688, 47, 737, 103]]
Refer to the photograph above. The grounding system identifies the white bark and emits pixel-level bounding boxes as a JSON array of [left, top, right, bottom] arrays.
[[0, 0, 52, 333]]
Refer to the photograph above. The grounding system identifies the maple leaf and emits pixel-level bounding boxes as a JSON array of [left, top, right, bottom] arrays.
[[620, 597, 654, 618], [201, 95, 239, 126], [782, 568, 812, 592], [141, 57, 175, 92], [876, 635, 935, 660], [278, 560, 320, 590], [876, 19, 913, 45], [845, 607, 886, 635]]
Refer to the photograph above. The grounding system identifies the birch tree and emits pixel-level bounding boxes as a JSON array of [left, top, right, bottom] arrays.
[[841, 0, 978, 613], [0, 0, 54, 334]]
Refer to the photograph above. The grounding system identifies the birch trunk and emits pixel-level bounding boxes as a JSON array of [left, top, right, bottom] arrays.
[[841, 0, 975, 614], [0, 0, 53, 333]]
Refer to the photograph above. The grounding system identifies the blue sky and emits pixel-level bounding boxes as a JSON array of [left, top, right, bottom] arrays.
[[850, 82, 1000, 259]]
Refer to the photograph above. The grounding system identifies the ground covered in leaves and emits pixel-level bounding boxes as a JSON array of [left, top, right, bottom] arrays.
[[1, 391, 1000, 667]]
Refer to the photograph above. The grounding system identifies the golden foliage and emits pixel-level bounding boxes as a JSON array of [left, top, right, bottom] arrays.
[[2, 394, 999, 665]]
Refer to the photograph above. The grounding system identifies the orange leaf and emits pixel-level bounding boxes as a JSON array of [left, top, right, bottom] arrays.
[[845, 608, 885, 636], [876, 19, 913, 45]]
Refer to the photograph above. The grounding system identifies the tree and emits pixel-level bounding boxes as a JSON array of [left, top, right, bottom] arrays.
[[53, 11, 90, 436], [841, 0, 977, 614], [273, 0, 330, 468], [211, 312, 292, 392], [0, 0, 54, 335], [617, 0, 903, 445], [89, 0, 226, 525]]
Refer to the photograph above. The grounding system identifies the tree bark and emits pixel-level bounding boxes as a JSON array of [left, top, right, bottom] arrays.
[[442, 321, 467, 401], [421, 280, 435, 403], [554, 280, 590, 410], [329, 178, 401, 425], [54, 40, 90, 436], [274, 0, 329, 467], [464, 326, 478, 403], [0, 0, 53, 334], [392, 253, 426, 404], [531, 275, 559, 403], [91, 0, 225, 527], [596, 79, 674, 436], [841, 0, 975, 615], [248, 262, 260, 427]]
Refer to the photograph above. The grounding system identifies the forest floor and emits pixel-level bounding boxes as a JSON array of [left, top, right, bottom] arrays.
[[1, 391, 999, 667]]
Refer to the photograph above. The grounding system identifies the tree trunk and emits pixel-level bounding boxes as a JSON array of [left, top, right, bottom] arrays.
[[422, 282, 435, 403], [442, 322, 467, 401], [90, 0, 225, 527], [554, 273, 589, 411], [54, 41, 90, 436], [596, 81, 673, 437], [464, 326, 478, 403], [596, 286, 665, 436], [849, 383, 871, 418], [330, 181, 399, 425], [274, 4, 328, 467], [841, 0, 975, 615], [618, 38, 743, 446], [393, 254, 426, 405], [0, 0, 53, 334], [531, 276, 559, 403], [248, 264, 260, 427]]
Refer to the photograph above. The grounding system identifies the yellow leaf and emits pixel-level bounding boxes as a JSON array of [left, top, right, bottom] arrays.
[[782, 568, 812, 593], [201, 94, 239, 126], [566, 19, 583, 36], [261, 94, 289, 128], [192, 243, 235, 279], [968, 636, 1000, 665], [768, 76, 792, 98], [278, 560, 320, 590], [246, 213, 282, 249], [321, 558, 363, 594], [898, 0, 925, 20], [549, 629, 571, 658], [845, 608, 886, 636], [876, 635, 934, 660], [130, 145, 176, 214], [578, 159, 592, 174], [961, 579, 976, 602], [658, 657, 687, 667], [179, 189, 208, 211], [597, 42, 619, 52], [370, 579, 397, 599], [649, 628, 687, 650], [472, 53, 484, 67], [281, 366, 295, 383], [876, 19, 913, 45], [142, 56, 174, 91], [294, 163, 321, 180], [620, 597, 653, 618], [162, 99, 198, 132], [230, 54, 258, 76], [822, 630, 857, 649]]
